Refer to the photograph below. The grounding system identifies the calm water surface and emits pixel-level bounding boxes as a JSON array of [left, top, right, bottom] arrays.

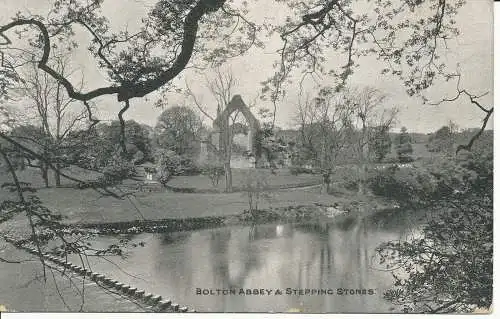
[[76, 219, 411, 312]]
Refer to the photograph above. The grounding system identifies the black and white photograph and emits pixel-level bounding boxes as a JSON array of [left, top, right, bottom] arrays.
[[0, 0, 494, 314]]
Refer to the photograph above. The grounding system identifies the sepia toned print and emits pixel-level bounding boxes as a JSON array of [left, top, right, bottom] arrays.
[[0, 0, 493, 314]]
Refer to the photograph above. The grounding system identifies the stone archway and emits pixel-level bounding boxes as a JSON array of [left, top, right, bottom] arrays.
[[197, 95, 261, 192], [212, 95, 261, 166]]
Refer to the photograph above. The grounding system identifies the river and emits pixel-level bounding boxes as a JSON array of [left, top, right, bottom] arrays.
[[71, 217, 414, 312]]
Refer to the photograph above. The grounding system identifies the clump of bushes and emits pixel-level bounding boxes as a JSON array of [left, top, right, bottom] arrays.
[[289, 166, 314, 175], [368, 151, 493, 207], [201, 163, 225, 187], [98, 152, 135, 185], [154, 149, 201, 185], [240, 170, 272, 216], [368, 165, 438, 206]]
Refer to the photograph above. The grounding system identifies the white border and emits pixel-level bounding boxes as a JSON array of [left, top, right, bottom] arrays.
[[2, 2, 498, 319]]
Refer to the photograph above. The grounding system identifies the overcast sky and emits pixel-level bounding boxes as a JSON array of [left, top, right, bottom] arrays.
[[1, 0, 494, 133]]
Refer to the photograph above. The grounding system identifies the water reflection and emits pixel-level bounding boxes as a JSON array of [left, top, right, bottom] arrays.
[[80, 219, 409, 312]]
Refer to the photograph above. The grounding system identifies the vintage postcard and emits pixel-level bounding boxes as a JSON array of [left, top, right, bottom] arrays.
[[0, 0, 493, 314]]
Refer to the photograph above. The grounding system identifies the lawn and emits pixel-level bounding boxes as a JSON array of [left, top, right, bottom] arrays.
[[0, 184, 341, 225], [0, 166, 332, 225], [166, 168, 322, 192], [0, 165, 390, 228]]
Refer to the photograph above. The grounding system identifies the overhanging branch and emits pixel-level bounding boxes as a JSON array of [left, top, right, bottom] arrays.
[[0, 0, 226, 103]]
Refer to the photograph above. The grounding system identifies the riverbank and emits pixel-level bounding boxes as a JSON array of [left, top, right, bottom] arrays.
[[56, 190, 399, 237], [0, 179, 398, 239]]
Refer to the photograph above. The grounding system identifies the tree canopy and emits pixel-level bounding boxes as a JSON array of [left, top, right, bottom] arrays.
[[154, 105, 202, 156]]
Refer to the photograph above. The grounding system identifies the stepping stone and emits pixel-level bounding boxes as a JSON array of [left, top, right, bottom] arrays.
[[135, 290, 145, 298], [121, 285, 131, 293], [143, 293, 153, 301], [127, 287, 137, 295], [150, 295, 162, 304], [158, 300, 171, 310], [96, 274, 105, 281], [171, 303, 179, 311]]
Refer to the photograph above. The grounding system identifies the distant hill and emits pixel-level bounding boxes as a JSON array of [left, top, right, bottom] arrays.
[[268, 127, 491, 163]]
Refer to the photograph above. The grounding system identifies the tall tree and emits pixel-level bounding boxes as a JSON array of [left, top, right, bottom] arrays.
[[369, 126, 392, 163], [346, 87, 397, 194], [14, 55, 88, 187], [99, 120, 153, 164], [395, 127, 414, 163], [427, 121, 459, 155], [154, 105, 202, 157], [186, 67, 256, 192], [295, 87, 354, 193], [295, 86, 397, 194]]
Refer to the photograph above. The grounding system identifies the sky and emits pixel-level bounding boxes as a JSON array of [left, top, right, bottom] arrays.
[[0, 0, 494, 133]]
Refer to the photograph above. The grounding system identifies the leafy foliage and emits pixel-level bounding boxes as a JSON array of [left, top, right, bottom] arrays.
[[376, 146, 493, 313], [289, 166, 314, 175], [99, 151, 135, 185], [154, 149, 200, 186], [427, 125, 455, 154], [369, 126, 392, 162], [101, 121, 153, 164], [201, 163, 225, 187], [395, 127, 414, 163], [377, 196, 492, 313], [154, 105, 202, 157], [266, 0, 466, 102], [240, 170, 272, 215], [368, 165, 437, 207]]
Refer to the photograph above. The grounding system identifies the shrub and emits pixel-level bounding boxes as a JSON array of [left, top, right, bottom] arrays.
[[154, 150, 201, 185], [368, 165, 438, 206], [376, 147, 493, 313], [377, 195, 492, 313], [368, 151, 493, 207], [180, 157, 201, 176], [100, 152, 135, 185], [201, 163, 225, 187], [289, 165, 314, 175], [240, 170, 272, 216]]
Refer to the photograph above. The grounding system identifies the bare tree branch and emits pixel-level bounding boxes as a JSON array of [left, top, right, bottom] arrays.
[[0, 0, 227, 103]]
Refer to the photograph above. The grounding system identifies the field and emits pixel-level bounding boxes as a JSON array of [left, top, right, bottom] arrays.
[[0, 166, 336, 224], [166, 168, 322, 192]]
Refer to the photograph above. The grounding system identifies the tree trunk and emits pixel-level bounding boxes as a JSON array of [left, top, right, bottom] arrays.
[[54, 163, 61, 187], [326, 175, 331, 194], [358, 139, 370, 195], [224, 161, 232, 193], [321, 177, 329, 194], [321, 168, 332, 194], [41, 163, 49, 188], [357, 163, 367, 195]]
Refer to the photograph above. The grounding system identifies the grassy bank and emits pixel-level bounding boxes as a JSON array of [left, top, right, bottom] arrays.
[[165, 168, 322, 192], [1, 166, 396, 239]]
